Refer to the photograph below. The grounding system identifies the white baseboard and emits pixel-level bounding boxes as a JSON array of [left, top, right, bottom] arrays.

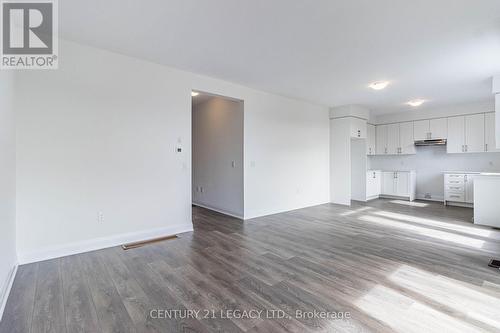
[[18, 224, 194, 265], [192, 202, 244, 219], [0, 264, 18, 322]]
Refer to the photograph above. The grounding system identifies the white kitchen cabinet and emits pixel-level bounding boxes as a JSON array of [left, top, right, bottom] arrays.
[[366, 170, 381, 200], [413, 120, 430, 141], [382, 172, 396, 196], [465, 174, 475, 204], [367, 124, 376, 155], [387, 123, 400, 155], [465, 114, 485, 153], [381, 171, 416, 201], [376, 125, 388, 155], [396, 172, 410, 196], [444, 172, 476, 206], [429, 118, 447, 139], [447, 114, 485, 153], [485, 113, 500, 152], [377, 122, 414, 155], [447, 116, 465, 153], [414, 118, 447, 141], [350, 117, 367, 139], [399, 122, 415, 154]]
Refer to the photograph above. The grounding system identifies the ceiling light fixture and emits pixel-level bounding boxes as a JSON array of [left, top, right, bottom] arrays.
[[369, 81, 390, 90], [191, 91, 199, 97], [407, 99, 426, 107]]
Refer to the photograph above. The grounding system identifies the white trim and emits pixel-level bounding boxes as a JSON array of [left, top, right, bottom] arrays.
[[192, 202, 243, 219], [0, 264, 18, 322], [17, 224, 193, 265]]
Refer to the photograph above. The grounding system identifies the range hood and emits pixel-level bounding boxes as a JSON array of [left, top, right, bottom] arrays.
[[414, 139, 447, 146]]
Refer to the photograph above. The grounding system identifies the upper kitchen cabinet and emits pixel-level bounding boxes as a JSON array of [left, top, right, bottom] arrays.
[[367, 124, 376, 155], [376, 125, 388, 155], [447, 114, 485, 153], [465, 114, 485, 153], [414, 118, 447, 140], [485, 112, 500, 152], [350, 117, 367, 139], [387, 123, 400, 155], [447, 116, 465, 153], [376, 122, 415, 155], [413, 120, 429, 141], [430, 118, 448, 139], [399, 122, 416, 154]]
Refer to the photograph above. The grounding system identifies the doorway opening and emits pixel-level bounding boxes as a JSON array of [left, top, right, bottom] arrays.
[[191, 91, 244, 219]]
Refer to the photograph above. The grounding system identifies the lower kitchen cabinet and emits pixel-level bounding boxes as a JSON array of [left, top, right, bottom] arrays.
[[444, 172, 476, 206], [381, 171, 416, 201], [366, 170, 381, 200]]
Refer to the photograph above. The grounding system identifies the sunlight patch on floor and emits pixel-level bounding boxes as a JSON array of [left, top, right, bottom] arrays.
[[390, 200, 429, 207], [359, 215, 485, 249], [340, 206, 373, 216], [355, 284, 483, 333], [389, 265, 500, 330], [373, 210, 492, 238]]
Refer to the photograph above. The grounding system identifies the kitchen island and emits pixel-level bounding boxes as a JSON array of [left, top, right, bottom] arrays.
[[474, 173, 500, 228]]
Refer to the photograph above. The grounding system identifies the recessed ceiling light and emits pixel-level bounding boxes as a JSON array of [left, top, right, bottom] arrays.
[[191, 91, 199, 97], [369, 81, 390, 90], [407, 99, 426, 107]]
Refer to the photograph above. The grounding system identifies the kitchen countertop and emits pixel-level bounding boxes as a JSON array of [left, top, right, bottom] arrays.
[[442, 171, 482, 174]]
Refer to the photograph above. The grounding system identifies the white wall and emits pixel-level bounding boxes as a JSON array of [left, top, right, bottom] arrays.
[[0, 72, 17, 318], [370, 101, 500, 201], [15, 40, 330, 262], [330, 118, 351, 205], [192, 97, 244, 218]]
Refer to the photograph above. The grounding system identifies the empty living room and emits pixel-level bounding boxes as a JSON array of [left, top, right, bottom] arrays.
[[2, 1, 500, 332]]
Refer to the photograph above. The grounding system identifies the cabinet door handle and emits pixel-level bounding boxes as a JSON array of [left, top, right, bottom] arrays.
[[485, 143, 488, 152]]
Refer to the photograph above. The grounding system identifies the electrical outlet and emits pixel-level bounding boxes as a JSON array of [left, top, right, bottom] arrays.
[[200, 187, 204, 193], [98, 212, 104, 223], [425, 193, 432, 199]]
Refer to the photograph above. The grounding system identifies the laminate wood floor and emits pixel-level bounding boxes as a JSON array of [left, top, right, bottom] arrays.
[[2, 199, 500, 332]]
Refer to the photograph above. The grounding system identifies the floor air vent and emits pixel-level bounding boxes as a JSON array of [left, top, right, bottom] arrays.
[[488, 259, 500, 269], [122, 235, 178, 250]]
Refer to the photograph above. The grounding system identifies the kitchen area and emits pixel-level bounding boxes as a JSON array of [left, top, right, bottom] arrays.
[[330, 103, 500, 229]]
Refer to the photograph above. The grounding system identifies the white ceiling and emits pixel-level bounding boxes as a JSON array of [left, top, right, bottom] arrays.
[[60, 0, 500, 115]]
